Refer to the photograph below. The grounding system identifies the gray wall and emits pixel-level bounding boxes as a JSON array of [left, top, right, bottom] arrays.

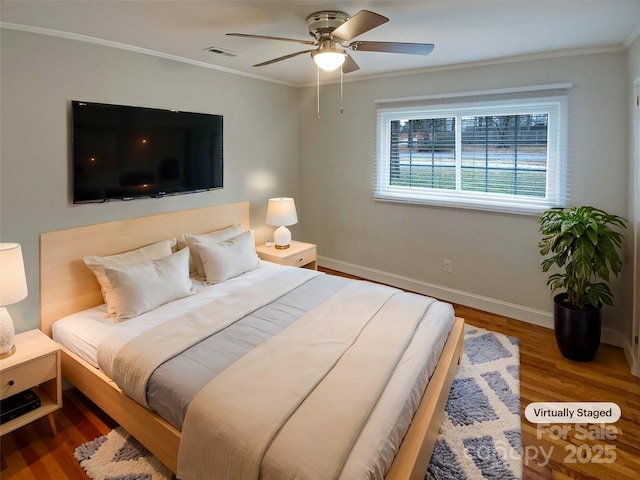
[[625, 35, 640, 368], [1, 26, 635, 351], [298, 51, 630, 344], [0, 28, 300, 332]]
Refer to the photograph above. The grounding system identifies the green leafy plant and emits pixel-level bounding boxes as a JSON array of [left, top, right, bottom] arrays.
[[538, 206, 626, 310]]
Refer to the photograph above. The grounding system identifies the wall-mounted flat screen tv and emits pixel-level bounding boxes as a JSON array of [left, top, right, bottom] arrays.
[[72, 101, 223, 203]]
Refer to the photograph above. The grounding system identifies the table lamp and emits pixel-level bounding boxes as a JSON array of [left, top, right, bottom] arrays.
[[0, 243, 28, 358], [266, 197, 298, 250]]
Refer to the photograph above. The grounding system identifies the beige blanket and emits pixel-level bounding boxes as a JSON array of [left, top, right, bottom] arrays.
[[178, 281, 436, 480], [112, 267, 320, 408]]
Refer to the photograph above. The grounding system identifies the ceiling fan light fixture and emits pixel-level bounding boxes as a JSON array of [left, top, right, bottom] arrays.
[[228, 9, 434, 77], [312, 48, 346, 71]]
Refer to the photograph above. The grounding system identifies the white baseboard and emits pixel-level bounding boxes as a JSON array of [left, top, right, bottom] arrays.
[[318, 256, 625, 348], [603, 327, 626, 349]]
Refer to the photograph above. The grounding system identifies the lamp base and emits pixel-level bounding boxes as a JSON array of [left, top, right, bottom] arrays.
[[0, 306, 16, 359], [273, 226, 292, 250], [0, 344, 15, 359]]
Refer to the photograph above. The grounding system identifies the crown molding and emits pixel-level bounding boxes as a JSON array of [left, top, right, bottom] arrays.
[[0, 22, 297, 87], [2, 21, 629, 90]]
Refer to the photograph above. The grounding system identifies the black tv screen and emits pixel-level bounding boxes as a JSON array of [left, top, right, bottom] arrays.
[[72, 101, 223, 203]]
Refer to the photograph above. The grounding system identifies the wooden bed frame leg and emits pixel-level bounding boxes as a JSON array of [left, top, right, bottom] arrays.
[[47, 413, 57, 436]]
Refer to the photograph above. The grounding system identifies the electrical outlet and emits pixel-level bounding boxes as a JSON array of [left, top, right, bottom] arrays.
[[443, 259, 453, 273]]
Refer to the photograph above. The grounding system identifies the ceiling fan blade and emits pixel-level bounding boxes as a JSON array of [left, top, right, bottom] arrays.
[[330, 10, 389, 42], [253, 49, 315, 67], [349, 41, 435, 55], [342, 54, 360, 74], [227, 33, 315, 46]]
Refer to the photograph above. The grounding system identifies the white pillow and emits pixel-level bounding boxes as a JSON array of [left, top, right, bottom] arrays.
[[181, 225, 243, 279], [195, 231, 259, 284], [83, 238, 177, 317], [102, 247, 193, 321]]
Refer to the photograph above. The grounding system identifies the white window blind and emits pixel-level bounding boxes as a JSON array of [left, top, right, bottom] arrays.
[[375, 88, 569, 214]]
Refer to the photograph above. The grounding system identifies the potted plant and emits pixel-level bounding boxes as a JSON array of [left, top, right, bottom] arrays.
[[538, 206, 626, 362]]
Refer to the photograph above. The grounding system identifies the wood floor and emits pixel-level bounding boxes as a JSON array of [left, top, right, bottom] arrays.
[[453, 303, 640, 480], [1, 269, 639, 479]]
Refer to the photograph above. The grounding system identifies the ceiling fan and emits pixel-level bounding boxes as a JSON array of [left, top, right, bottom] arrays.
[[227, 9, 434, 73]]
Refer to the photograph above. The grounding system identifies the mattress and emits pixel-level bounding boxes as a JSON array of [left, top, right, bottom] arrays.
[[53, 262, 454, 479]]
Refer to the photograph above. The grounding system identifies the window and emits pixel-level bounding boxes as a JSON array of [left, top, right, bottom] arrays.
[[375, 94, 568, 214]]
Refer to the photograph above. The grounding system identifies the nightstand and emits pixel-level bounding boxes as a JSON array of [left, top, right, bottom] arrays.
[[256, 241, 317, 270], [0, 329, 62, 437]]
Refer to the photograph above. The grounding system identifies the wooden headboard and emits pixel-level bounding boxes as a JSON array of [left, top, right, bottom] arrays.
[[40, 201, 250, 336]]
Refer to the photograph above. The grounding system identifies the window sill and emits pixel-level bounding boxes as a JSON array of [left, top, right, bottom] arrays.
[[373, 191, 557, 216]]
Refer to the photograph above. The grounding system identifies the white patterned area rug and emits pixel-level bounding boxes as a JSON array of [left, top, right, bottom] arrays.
[[74, 427, 175, 480], [427, 324, 522, 480], [74, 325, 520, 480]]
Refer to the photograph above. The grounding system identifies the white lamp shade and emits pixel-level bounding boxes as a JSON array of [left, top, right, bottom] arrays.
[[266, 197, 298, 227], [0, 243, 28, 306]]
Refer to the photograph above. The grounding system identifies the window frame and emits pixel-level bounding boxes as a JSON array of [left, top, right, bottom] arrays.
[[375, 95, 568, 215]]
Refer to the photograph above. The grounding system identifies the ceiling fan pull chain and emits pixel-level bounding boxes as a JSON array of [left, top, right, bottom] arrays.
[[317, 66, 321, 120], [340, 66, 344, 114]]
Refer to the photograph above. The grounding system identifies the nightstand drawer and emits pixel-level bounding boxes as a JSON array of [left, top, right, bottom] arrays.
[[1, 353, 56, 399], [255, 241, 317, 270], [282, 246, 317, 268]]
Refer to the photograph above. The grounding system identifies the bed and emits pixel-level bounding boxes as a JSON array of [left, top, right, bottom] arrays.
[[39, 201, 464, 480]]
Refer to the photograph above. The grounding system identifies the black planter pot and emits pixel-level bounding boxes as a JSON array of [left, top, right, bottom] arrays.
[[553, 293, 601, 362]]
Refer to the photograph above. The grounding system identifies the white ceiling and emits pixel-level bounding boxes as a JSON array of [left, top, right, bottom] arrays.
[[2, 1, 640, 86]]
